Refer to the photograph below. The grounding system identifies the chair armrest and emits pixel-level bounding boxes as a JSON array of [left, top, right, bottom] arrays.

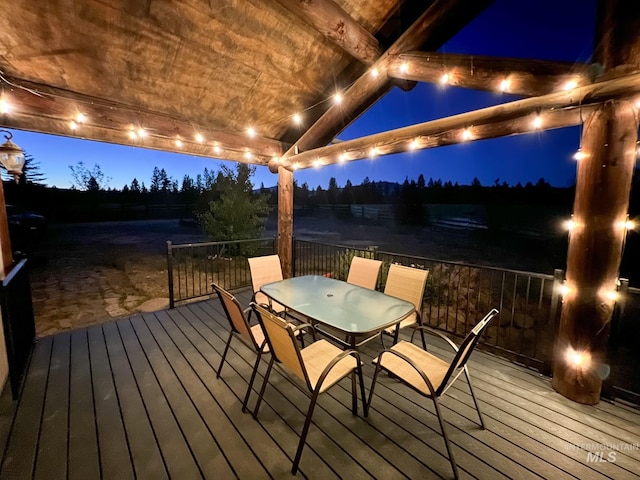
[[313, 349, 361, 394], [291, 322, 316, 334], [411, 326, 459, 353]]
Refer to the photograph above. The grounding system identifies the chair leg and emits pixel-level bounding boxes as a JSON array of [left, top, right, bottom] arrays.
[[252, 357, 274, 419], [432, 396, 459, 480], [292, 391, 320, 475], [464, 367, 485, 429], [216, 331, 234, 379], [367, 362, 383, 413], [356, 362, 368, 417], [351, 370, 357, 414], [242, 349, 263, 413]]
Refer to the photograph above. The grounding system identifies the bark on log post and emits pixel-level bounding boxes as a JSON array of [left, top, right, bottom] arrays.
[[0, 180, 13, 277], [552, 101, 637, 404], [277, 166, 294, 278], [551, 0, 640, 405]]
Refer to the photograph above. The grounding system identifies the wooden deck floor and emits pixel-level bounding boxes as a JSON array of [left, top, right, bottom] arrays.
[[1, 289, 639, 480]]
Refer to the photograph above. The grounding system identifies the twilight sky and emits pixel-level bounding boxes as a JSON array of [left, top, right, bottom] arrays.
[[8, 0, 596, 190]]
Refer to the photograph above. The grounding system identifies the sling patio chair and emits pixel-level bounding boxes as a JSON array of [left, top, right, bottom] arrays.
[[368, 308, 499, 480], [212, 282, 270, 413], [251, 303, 367, 475], [380, 264, 429, 349], [346, 255, 382, 290], [247, 254, 286, 316]]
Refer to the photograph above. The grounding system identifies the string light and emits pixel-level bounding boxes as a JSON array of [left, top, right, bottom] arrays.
[[293, 113, 302, 125], [410, 138, 419, 150], [563, 218, 576, 231], [175, 137, 183, 148], [128, 130, 137, 140], [246, 127, 256, 138], [333, 93, 343, 104], [499, 79, 510, 92], [338, 152, 347, 163], [532, 115, 542, 129], [370, 68, 379, 78], [573, 148, 586, 161], [213, 143, 221, 154], [440, 73, 449, 85], [0, 98, 9, 114], [313, 159, 321, 168], [400, 62, 409, 74], [69, 120, 78, 131], [604, 290, 619, 302], [293, 162, 300, 170], [559, 283, 571, 298], [244, 150, 253, 160], [369, 147, 378, 158], [137, 128, 147, 138], [565, 347, 591, 370], [76, 113, 86, 123], [462, 128, 472, 141], [195, 133, 204, 143], [562, 80, 578, 91], [625, 219, 635, 230]]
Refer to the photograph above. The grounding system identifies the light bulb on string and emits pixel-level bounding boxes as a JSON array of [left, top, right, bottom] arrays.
[[333, 93, 343, 105], [195, 133, 204, 143], [293, 113, 302, 125], [370, 68, 379, 78], [0, 98, 10, 114], [461, 128, 473, 141], [532, 115, 542, 130], [499, 79, 510, 92], [562, 80, 578, 91], [440, 73, 449, 85], [247, 127, 256, 138], [573, 148, 586, 161], [400, 62, 409, 74], [175, 137, 183, 148], [338, 152, 347, 163], [213, 144, 221, 154], [69, 120, 78, 131]]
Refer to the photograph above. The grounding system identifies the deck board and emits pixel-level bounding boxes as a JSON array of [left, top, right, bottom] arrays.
[[1, 291, 639, 480]]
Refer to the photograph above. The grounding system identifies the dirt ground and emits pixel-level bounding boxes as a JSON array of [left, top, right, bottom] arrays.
[[27, 213, 562, 337]]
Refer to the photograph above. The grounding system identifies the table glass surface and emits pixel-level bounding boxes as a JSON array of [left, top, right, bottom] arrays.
[[260, 275, 415, 335]]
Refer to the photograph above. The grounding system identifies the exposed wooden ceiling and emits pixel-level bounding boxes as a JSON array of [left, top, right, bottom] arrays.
[[0, 0, 494, 166]]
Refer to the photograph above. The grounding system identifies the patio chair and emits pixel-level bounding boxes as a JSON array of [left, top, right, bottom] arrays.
[[380, 264, 429, 348], [346, 256, 382, 290], [251, 303, 367, 475], [368, 308, 499, 480], [212, 283, 269, 413], [247, 254, 286, 316]]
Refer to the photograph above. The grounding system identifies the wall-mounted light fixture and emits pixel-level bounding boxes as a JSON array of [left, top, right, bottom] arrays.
[[0, 130, 25, 183]]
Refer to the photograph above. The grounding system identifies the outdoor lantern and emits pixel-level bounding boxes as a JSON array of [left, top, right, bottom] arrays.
[[0, 129, 25, 183]]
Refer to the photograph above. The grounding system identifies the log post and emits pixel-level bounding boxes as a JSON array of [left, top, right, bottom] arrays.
[[0, 180, 13, 277], [551, 0, 640, 405], [277, 166, 294, 278]]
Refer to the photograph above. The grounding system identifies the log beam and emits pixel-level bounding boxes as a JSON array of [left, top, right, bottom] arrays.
[[273, 72, 640, 171], [387, 52, 593, 96], [277, 166, 294, 278], [284, 0, 494, 155], [275, 0, 382, 65], [0, 78, 288, 165], [552, 0, 640, 405], [273, 0, 493, 271]]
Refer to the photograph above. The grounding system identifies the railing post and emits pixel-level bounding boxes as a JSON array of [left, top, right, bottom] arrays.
[[602, 278, 629, 401], [543, 268, 565, 375], [292, 236, 297, 277], [167, 240, 175, 309]]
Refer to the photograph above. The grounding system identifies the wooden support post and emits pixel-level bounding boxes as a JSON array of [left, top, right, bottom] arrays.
[[277, 166, 294, 278], [551, 0, 640, 405], [552, 100, 638, 404]]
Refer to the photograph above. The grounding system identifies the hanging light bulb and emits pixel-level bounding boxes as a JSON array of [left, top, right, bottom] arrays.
[[625, 219, 635, 230], [175, 138, 183, 148], [334, 92, 343, 104], [69, 120, 78, 131], [213, 144, 221, 154], [573, 148, 586, 161], [313, 159, 321, 168], [128, 130, 138, 140], [244, 150, 253, 160], [562, 80, 578, 90], [440, 73, 449, 85], [410, 138, 419, 150], [563, 218, 576, 231], [293, 113, 302, 125], [195, 133, 204, 143], [532, 115, 542, 129], [247, 127, 256, 138], [462, 128, 472, 141], [400, 62, 409, 73], [370, 67, 379, 78], [369, 147, 378, 158], [338, 152, 347, 163], [76, 113, 87, 123], [499, 79, 510, 92], [137, 128, 147, 138], [0, 98, 10, 114]]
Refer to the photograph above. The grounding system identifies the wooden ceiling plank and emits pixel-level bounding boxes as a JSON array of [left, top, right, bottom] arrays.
[[281, 0, 495, 157], [279, 71, 640, 170], [275, 0, 381, 65], [387, 51, 593, 96]]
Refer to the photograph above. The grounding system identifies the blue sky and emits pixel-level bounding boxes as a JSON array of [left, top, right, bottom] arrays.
[[8, 0, 596, 190]]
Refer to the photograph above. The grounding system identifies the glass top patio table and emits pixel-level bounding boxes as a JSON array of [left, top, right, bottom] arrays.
[[260, 275, 415, 348]]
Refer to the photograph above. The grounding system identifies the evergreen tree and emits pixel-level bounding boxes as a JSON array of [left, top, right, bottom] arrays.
[[150, 167, 161, 192], [130, 178, 141, 193]]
